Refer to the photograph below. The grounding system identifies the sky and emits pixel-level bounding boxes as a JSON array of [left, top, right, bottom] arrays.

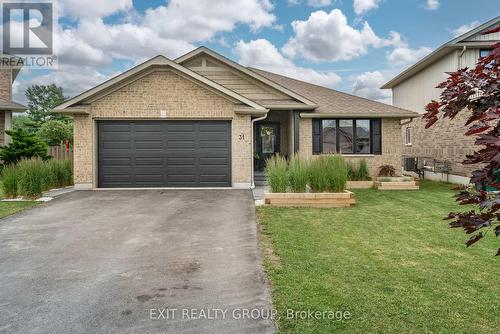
[[8, 0, 500, 105]]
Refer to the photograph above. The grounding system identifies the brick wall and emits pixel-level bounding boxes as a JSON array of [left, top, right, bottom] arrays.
[[402, 113, 475, 177], [0, 112, 5, 146], [300, 117, 403, 177], [0, 69, 11, 102], [73, 69, 252, 187]]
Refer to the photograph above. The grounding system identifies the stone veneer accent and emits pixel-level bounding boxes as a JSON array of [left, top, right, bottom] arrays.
[[0, 69, 12, 102], [299, 117, 403, 177], [0, 112, 5, 146], [402, 113, 475, 177], [73, 69, 252, 187]]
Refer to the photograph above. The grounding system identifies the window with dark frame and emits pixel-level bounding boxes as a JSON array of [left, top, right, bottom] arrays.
[[317, 119, 376, 154]]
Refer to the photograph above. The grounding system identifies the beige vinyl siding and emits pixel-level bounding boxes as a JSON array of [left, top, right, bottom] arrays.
[[392, 48, 485, 113], [464, 30, 500, 42], [185, 55, 296, 103], [392, 51, 458, 113]]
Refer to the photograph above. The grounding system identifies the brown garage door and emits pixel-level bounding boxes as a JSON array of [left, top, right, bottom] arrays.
[[97, 120, 231, 188]]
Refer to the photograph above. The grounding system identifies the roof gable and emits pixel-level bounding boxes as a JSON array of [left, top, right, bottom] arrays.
[[54, 55, 266, 112], [382, 15, 500, 89], [175, 47, 317, 108]]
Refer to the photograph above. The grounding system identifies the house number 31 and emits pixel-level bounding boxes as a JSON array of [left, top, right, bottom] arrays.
[[239, 133, 245, 140]]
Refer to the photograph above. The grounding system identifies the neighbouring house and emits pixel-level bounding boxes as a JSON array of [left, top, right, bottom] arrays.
[[0, 55, 26, 145], [54, 47, 416, 189], [382, 16, 500, 184]]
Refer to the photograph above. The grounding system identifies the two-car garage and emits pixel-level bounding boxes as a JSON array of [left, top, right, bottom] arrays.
[[97, 120, 231, 188]]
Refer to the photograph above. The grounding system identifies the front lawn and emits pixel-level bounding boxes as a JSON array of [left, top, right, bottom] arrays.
[[0, 201, 38, 219], [0, 182, 38, 219], [257, 181, 499, 333]]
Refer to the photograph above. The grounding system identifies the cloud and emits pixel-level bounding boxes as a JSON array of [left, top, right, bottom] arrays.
[[424, 0, 439, 10], [60, 0, 133, 19], [49, 0, 278, 67], [13, 65, 110, 103], [75, 19, 194, 63], [143, 0, 276, 42], [283, 9, 393, 62], [351, 71, 392, 104], [353, 0, 381, 15], [451, 21, 481, 37], [387, 44, 432, 66], [287, 0, 333, 6], [307, 0, 334, 7], [235, 39, 342, 88]]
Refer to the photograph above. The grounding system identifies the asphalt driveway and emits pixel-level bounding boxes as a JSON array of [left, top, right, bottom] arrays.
[[0, 190, 274, 334]]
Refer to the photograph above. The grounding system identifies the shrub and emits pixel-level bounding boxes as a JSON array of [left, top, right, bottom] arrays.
[[37, 119, 73, 146], [1, 158, 73, 199], [378, 164, 396, 177], [0, 128, 49, 164], [17, 158, 45, 199], [265, 155, 288, 193], [288, 155, 308, 193], [323, 155, 348, 192], [43, 159, 73, 188], [1, 165, 18, 198], [308, 157, 329, 192], [357, 159, 370, 181], [347, 163, 356, 181]]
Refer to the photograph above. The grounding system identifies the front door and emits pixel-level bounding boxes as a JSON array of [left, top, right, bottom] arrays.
[[255, 122, 280, 170]]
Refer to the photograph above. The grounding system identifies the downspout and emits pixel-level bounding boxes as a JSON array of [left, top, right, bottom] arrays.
[[251, 111, 269, 189], [401, 117, 414, 126]]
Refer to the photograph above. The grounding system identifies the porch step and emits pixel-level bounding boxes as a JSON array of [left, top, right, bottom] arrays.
[[254, 171, 267, 186]]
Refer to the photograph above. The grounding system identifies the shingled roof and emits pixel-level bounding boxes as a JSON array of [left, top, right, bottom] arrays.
[[0, 100, 26, 111], [249, 68, 418, 118]]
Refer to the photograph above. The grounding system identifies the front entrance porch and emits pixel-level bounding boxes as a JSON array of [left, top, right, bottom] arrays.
[[254, 110, 295, 172]]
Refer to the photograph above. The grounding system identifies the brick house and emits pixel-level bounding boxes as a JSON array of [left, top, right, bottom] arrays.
[[382, 16, 500, 184], [55, 47, 416, 189], [0, 56, 26, 145]]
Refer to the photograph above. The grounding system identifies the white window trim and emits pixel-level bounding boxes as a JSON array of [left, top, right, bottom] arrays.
[[405, 127, 413, 146]]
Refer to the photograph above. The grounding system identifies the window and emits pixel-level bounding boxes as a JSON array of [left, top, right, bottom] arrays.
[[480, 49, 492, 58], [355, 120, 371, 154], [315, 119, 380, 155], [322, 120, 337, 153], [338, 120, 354, 154], [405, 127, 412, 146]]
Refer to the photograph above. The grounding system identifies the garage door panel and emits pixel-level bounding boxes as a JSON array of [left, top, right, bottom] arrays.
[[199, 123, 228, 131], [100, 123, 131, 132], [199, 157, 229, 165], [98, 120, 231, 187], [134, 174, 164, 183], [166, 123, 196, 132], [135, 157, 164, 166], [199, 140, 228, 149], [102, 141, 131, 150], [134, 140, 163, 149], [199, 174, 230, 183], [134, 123, 162, 132], [166, 157, 196, 165], [167, 140, 196, 149]]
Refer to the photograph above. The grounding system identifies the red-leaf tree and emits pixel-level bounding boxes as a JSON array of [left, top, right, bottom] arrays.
[[423, 26, 500, 256]]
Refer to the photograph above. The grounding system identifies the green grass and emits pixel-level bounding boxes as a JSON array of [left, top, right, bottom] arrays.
[[0, 181, 38, 219], [0, 200, 38, 218], [257, 181, 499, 333]]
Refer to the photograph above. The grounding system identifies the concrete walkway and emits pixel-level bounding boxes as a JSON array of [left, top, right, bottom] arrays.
[[0, 190, 274, 334]]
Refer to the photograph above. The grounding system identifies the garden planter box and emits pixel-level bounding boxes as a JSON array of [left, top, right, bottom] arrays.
[[264, 191, 355, 208], [346, 180, 375, 189], [376, 177, 419, 190]]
